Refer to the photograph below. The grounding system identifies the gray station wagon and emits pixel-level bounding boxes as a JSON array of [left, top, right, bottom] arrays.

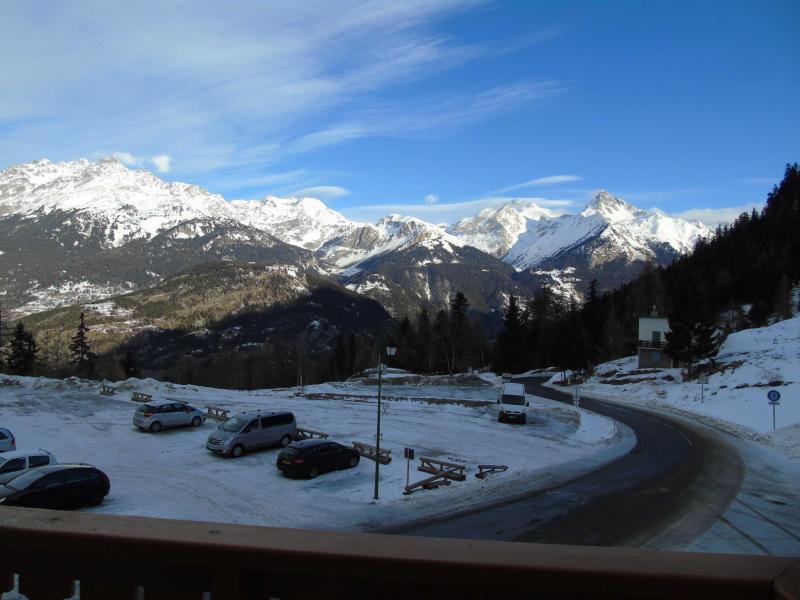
[[0, 450, 57, 485], [206, 411, 297, 458], [133, 400, 206, 433]]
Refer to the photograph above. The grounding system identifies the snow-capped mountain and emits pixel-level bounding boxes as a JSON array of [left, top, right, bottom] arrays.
[[229, 196, 359, 250], [504, 191, 710, 271], [447, 199, 561, 258], [0, 157, 357, 250], [316, 214, 465, 272], [0, 157, 712, 317]]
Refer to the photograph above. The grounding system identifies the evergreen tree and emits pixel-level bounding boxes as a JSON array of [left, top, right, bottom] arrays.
[[494, 295, 526, 373], [69, 312, 95, 376], [773, 274, 793, 320], [8, 322, 38, 375]]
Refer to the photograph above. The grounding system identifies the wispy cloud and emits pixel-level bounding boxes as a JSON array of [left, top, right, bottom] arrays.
[[291, 186, 349, 199], [111, 151, 172, 173], [424, 194, 440, 204], [666, 203, 765, 228], [0, 0, 562, 195], [341, 195, 575, 224], [737, 177, 779, 186], [490, 174, 582, 195]]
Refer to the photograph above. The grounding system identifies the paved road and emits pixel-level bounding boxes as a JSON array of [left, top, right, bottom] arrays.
[[387, 376, 744, 548]]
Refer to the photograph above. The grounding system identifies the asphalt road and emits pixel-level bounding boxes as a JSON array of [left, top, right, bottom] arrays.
[[387, 376, 744, 548]]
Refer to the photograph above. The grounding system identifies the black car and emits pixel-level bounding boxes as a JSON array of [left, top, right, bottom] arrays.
[[0, 464, 110, 509], [277, 439, 360, 478]]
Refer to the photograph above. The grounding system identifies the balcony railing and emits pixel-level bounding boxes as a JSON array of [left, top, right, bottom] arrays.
[[638, 340, 667, 349], [1, 506, 798, 599]]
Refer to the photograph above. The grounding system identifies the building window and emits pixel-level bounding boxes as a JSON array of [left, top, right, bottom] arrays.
[[652, 331, 661, 344]]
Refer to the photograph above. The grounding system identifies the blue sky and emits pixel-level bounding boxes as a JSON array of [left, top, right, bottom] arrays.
[[1, 0, 797, 225]]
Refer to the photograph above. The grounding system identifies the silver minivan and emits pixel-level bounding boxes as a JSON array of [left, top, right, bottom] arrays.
[[206, 411, 297, 458], [134, 399, 206, 432], [0, 450, 57, 484]]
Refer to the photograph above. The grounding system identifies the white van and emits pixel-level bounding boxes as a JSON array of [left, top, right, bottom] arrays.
[[498, 382, 528, 424]]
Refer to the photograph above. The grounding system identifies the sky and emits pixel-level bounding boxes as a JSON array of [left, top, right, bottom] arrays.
[[1, 0, 798, 226]]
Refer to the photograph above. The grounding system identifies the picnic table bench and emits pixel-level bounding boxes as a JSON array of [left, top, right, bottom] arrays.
[[1, 378, 21, 386], [131, 392, 152, 403], [352, 441, 392, 465], [417, 456, 467, 481], [99, 385, 116, 396], [475, 464, 508, 480], [296, 427, 329, 441], [206, 407, 230, 422]]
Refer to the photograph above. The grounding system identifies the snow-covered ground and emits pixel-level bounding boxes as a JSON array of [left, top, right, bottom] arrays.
[[0, 374, 630, 531], [549, 316, 800, 460]]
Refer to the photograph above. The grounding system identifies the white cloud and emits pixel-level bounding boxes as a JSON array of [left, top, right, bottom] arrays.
[[150, 155, 172, 173], [112, 152, 142, 167], [291, 185, 349, 199], [490, 174, 582, 194], [0, 0, 555, 192], [424, 193, 440, 204], [667, 203, 765, 228]]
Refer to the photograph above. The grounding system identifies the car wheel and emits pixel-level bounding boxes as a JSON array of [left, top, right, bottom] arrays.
[[280, 434, 291, 447], [308, 466, 319, 479], [88, 493, 104, 507], [149, 421, 162, 433], [349, 455, 359, 468], [191, 416, 202, 427], [231, 444, 244, 458]]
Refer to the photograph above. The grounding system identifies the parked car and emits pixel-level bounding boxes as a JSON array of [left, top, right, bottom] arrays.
[[0, 428, 15, 453], [0, 464, 110, 509], [277, 439, 360, 479], [207, 411, 296, 458], [0, 450, 57, 485], [497, 382, 529, 424], [133, 399, 206, 432]]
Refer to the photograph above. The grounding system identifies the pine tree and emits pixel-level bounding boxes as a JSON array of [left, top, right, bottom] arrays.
[[8, 322, 38, 375], [69, 312, 95, 376]]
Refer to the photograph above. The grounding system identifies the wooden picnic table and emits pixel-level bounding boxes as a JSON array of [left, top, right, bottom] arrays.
[[296, 427, 329, 441], [417, 456, 467, 481], [206, 407, 230, 422], [131, 392, 152, 403]]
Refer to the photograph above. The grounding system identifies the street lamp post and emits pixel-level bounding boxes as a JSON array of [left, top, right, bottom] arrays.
[[374, 340, 397, 500]]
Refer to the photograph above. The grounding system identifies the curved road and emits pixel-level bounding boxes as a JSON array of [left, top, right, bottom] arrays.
[[387, 376, 745, 548]]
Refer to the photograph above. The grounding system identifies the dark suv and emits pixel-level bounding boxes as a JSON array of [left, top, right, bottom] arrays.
[[0, 464, 110, 509], [277, 439, 360, 479]]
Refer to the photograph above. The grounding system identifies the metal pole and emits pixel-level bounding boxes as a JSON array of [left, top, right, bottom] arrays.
[[374, 355, 383, 501], [701, 383, 704, 404], [773, 403, 776, 431]]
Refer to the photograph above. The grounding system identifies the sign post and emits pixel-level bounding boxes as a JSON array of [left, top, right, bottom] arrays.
[[767, 390, 781, 431], [404, 447, 415, 489], [573, 384, 580, 408], [697, 377, 708, 404]]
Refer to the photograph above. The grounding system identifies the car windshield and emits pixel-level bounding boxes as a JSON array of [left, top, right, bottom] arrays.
[[501, 394, 526, 406], [6, 469, 45, 490], [220, 417, 248, 432]]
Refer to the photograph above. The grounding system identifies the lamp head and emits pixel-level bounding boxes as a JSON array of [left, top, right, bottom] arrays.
[[385, 339, 397, 357]]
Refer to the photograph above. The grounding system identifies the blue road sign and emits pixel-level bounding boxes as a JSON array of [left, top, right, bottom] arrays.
[[768, 390, 781, 402]]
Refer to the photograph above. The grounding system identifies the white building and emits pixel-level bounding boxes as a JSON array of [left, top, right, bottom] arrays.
[[637, 313, 674, 368]]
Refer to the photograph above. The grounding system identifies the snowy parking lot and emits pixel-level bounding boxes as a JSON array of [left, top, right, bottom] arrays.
[[0, 374, 631, 531]]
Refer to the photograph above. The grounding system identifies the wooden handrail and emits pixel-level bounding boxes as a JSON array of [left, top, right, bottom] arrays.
[[0, 507, 797, 599]]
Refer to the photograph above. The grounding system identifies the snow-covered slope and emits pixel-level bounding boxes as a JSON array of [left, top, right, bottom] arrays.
[[505, 191, 710, 271], [448, 199, 561, 258]]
